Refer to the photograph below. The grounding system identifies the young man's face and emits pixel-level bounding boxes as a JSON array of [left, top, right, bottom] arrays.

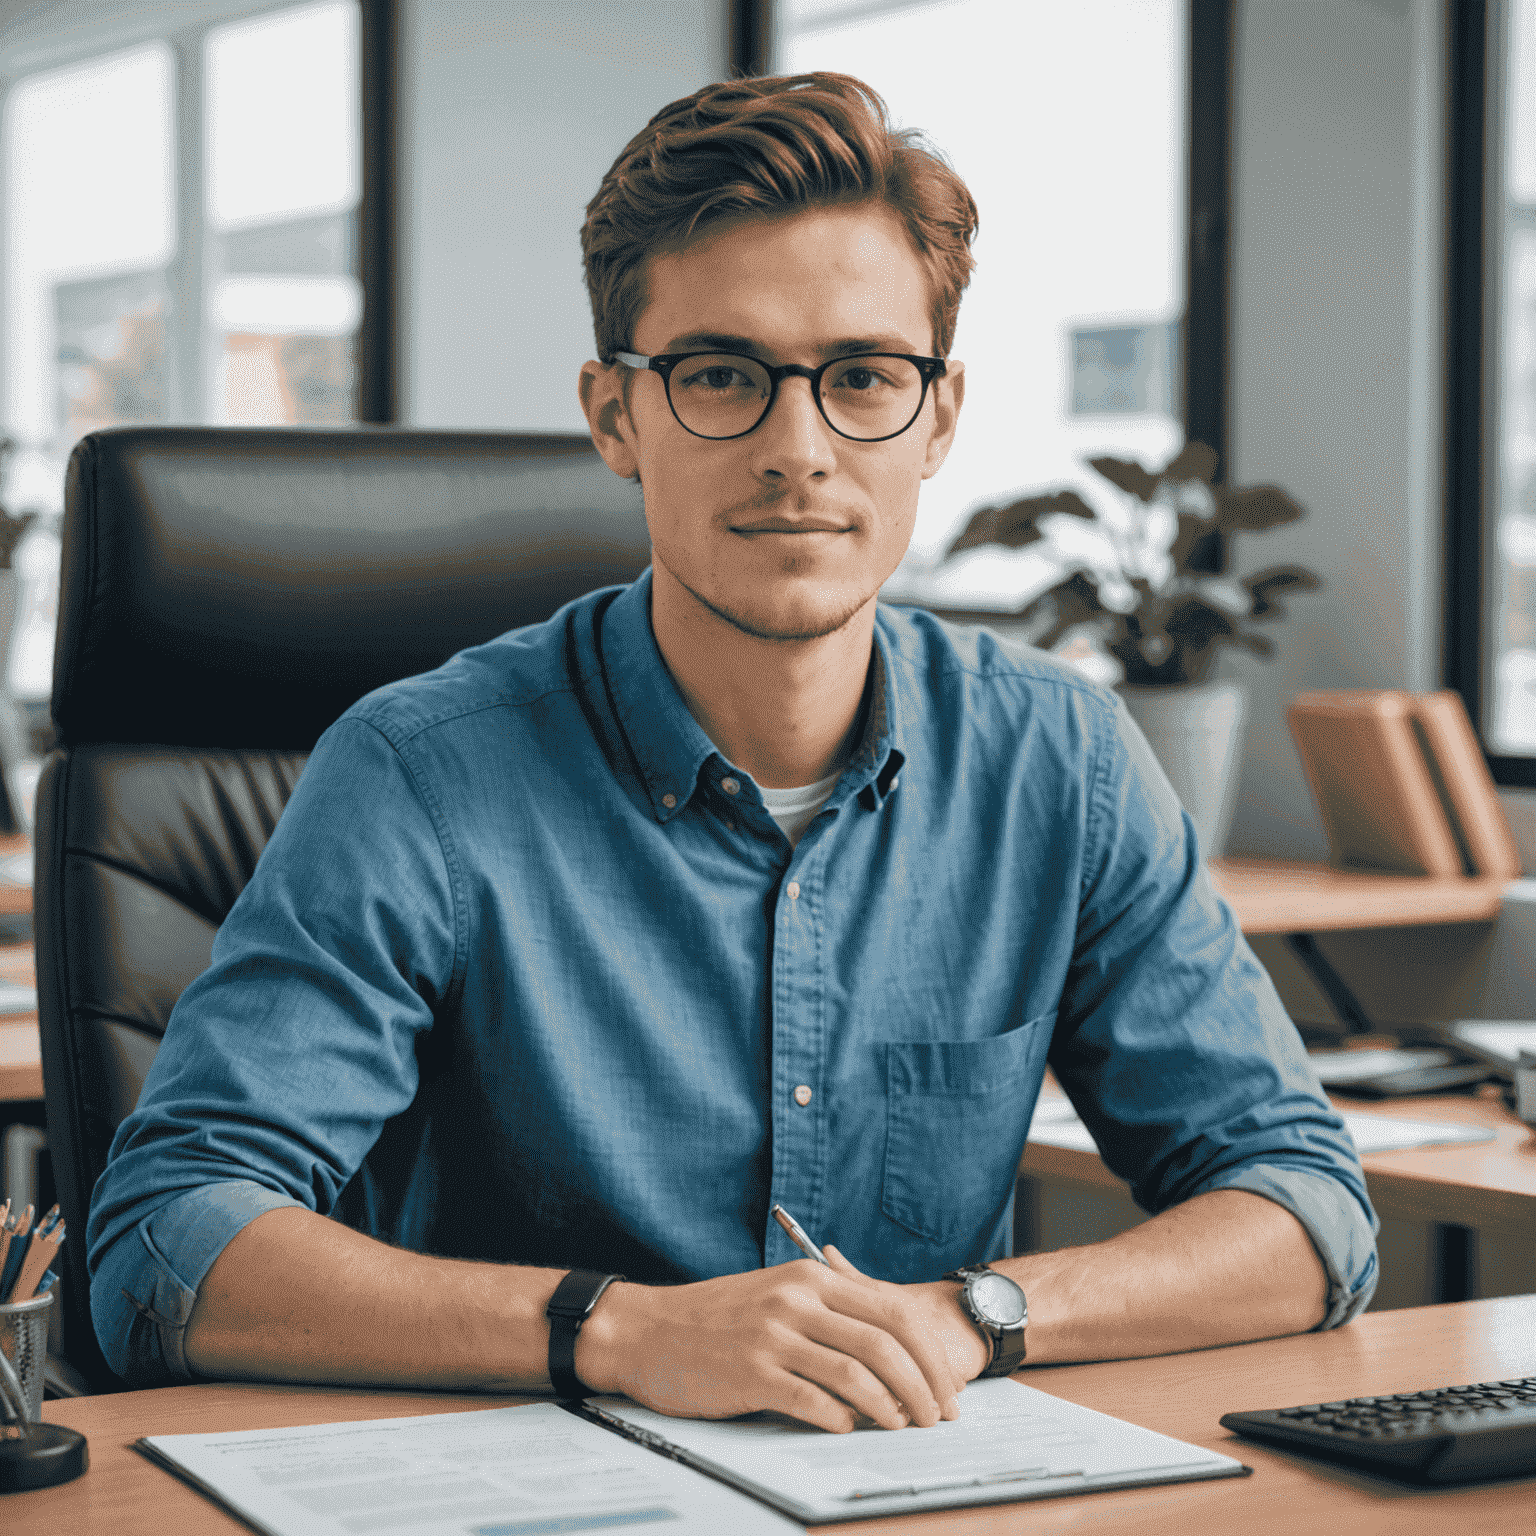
[[581, 201, 964, 643]]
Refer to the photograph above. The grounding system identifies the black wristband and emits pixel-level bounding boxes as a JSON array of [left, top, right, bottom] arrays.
[[545, 1270, 624, 1399]]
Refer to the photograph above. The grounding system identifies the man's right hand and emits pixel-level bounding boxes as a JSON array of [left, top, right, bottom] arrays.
[[574, 1253, 967, 1434]]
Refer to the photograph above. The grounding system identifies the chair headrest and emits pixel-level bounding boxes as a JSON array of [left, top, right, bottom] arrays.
[[53, 426, 651, 747]]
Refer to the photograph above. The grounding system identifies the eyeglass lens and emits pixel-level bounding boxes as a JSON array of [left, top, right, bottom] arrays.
[[667, 354, 927, 441]]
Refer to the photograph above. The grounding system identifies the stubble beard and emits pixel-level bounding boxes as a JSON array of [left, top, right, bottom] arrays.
[[663, 555, 873, 643]]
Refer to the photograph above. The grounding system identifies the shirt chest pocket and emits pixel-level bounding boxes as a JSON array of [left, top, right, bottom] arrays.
[[880, 1014, 1052, 1247]]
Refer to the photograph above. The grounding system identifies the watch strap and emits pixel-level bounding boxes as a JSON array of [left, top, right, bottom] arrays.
[[943, 1264, 1028, 1378], [546, 1269, 624, 1399]]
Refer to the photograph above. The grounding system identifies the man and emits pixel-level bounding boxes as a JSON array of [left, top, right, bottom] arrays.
[[89, 74, 1376, 1434]]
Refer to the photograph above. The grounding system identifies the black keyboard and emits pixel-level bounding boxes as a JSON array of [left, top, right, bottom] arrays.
[[1220, 1377, 1536, 1484]]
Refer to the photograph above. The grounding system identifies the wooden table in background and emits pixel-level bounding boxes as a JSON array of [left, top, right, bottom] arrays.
[[1207, 857, 1507, 934], [11, 1296, 1533, 1534], [1022, 1084, 1536, 1253], [0, 824, 38, 1101]]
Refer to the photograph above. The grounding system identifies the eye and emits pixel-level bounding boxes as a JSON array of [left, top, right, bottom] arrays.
[[676, 361, 758, 392], [827, 360, 895, 392]]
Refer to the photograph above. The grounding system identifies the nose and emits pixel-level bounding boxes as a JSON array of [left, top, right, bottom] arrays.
[[749, 374, 838, 483]]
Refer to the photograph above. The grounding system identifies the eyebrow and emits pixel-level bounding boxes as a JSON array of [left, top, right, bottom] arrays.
[[658, 330, 925, 359]]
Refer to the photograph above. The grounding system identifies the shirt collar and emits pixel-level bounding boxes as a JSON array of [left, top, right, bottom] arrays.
[[600, 569, 906, 822], [600, 569, 720, 823]]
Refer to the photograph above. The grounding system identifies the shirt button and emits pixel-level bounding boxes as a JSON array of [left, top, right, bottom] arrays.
[[794, 1085, 813, 1107], [786, 880, 800, 900], [661, 794, 677, 809], [721, 776, 741, 795], [890, 776, 899, 790]]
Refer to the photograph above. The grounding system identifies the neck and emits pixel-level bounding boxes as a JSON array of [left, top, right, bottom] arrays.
[[648, 564, 875, 789]]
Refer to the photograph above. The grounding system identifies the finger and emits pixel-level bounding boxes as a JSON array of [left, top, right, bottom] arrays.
[[779, 1338, 912, 1431], [764, 1366, 879, 1435], [800, 1307, 947, 1428], [822, 1243, 862, 1278], [807, 1276, 960, 1426]]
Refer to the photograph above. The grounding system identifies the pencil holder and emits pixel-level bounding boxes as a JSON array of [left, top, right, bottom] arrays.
[[0, 1289, 87, 1494], [0, 1290, 50, 1424]]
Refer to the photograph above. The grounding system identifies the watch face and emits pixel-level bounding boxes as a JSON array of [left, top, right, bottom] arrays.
[[970, 1271, 1026, 1328]]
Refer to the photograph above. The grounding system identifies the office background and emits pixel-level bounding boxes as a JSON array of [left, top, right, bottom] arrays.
[[0, 4, 1534, 1045]]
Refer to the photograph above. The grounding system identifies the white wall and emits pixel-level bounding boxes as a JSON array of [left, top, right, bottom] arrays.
[[399, 0, 726, 430], [1223, 0, 1445, 861]]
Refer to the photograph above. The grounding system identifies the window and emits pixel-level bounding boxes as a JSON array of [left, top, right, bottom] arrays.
[[0, 1, 363, 522], [776, 0, 1189, 610], [0, 0, 371, 826], [206, 3, 362, 426], [1448, 0, 1536, 781]]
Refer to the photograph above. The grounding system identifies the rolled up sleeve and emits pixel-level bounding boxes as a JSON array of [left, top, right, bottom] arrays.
[[1050, 694, 1379, 1326], [91, 1181, 306, 1385], [86, 715, 462, 1386]]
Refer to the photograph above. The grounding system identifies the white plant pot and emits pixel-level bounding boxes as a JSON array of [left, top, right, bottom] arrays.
[[1119, 681, 1248, 859]]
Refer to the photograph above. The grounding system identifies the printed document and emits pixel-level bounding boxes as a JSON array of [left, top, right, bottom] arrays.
[[137, 1401, 799, 1536], [595, 1376, 1247, 1522]]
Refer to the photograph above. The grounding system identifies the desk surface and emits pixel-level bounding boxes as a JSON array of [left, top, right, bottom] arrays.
[[1023, 1084, 1536, 1240], [1208, 857, 1507, 934], [12, 1296, 1532, 1534]]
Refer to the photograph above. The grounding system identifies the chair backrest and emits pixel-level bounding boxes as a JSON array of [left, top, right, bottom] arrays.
[[34, 426, 650, 1388]]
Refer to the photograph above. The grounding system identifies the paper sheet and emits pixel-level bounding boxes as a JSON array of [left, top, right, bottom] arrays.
[[138, 1401, 800, 1536], [598, 1377, 1245, 1522], [1445, 1019, 1536, 1067], [1026, 1100, 1494, 1156]]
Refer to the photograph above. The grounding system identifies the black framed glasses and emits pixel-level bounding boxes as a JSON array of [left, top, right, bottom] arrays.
[[610, 348, 946, 443]]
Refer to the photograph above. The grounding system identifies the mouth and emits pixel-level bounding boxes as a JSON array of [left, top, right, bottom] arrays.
[[732, 519, 852, 535]]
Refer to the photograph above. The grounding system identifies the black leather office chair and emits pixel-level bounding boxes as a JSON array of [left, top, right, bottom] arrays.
[[34, 425, 650, 1391]]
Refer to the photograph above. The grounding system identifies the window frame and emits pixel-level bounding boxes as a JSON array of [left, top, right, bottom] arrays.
[[1444, 0, 1532, 784]]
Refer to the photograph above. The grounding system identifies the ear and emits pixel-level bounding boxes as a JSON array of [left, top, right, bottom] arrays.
[[579, 359, 641, 480], [920, 360, 965, 480]]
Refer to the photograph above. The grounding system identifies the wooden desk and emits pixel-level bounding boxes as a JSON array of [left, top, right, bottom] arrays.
[[1022, 1085, 1536, 1244], [1208, 857, 1506, 934], [11, 1297, 1532, 1534], [0, 942, 39, 1103], [0, 832, 37, 1104]]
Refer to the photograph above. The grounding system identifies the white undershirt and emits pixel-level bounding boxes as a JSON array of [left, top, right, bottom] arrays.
[[758, 769, 842, 848]]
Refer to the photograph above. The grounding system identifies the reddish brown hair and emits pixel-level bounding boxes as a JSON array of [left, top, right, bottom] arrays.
[[581, 72, 978, 362]]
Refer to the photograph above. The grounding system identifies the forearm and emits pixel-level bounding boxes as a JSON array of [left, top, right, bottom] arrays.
[[183, 1206, 570, 1390], [184, 1208, 963, 1432], [996, 1188, 1328, 1365]]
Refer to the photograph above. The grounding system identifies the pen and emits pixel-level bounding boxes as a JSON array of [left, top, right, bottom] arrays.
[[771, 1202, 830, 1266]]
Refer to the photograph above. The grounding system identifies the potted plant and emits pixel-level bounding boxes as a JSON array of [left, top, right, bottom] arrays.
[[940, 442, 1318, 855]]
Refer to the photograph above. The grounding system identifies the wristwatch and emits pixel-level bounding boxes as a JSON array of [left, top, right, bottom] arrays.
[[943, 1264, 1028, 1378], [545, 1269, 625, 1399]]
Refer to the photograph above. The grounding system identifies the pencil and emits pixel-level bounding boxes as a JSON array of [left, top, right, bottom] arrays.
[[7, 1223, 61, 1304]]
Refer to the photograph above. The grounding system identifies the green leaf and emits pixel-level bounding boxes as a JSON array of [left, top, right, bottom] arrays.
[[1086, 455, 1159, 502], [944, 489, 1097, 556], [1244, 564, 1322, 619], [1160, 441, 1219, 485], [1214, 485, 1306, 532]]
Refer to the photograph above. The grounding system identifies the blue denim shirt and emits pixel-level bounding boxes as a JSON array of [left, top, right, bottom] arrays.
[[88, 570, 1377, 1385]]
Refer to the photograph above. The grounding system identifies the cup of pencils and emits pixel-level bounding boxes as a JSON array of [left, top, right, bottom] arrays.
[[0, 1200, 86, 1492]]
